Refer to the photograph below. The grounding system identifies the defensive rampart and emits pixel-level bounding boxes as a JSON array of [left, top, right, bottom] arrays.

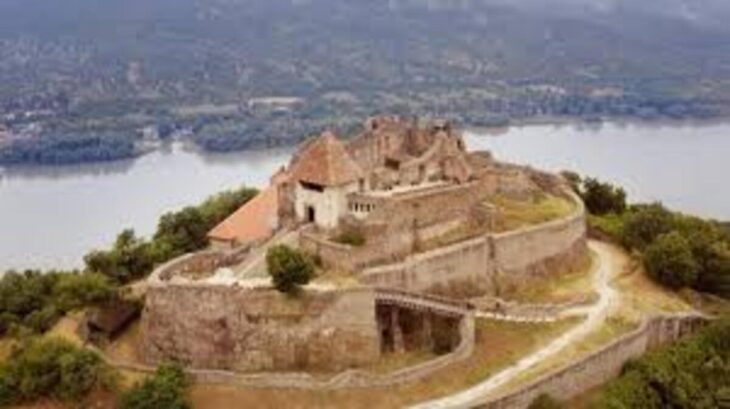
[[140, 285, 381, 373], [359, 190, 587, 295], [476, 313, 708, 409]]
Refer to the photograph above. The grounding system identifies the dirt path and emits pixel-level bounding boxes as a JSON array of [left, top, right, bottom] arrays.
[[411, 240, 621, 409]]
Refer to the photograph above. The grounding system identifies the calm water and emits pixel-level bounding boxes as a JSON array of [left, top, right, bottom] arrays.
[[0, 122, 728, 270]]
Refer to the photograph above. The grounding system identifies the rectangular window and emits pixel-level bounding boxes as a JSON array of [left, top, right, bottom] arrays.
[[300, 181, 325, 192]]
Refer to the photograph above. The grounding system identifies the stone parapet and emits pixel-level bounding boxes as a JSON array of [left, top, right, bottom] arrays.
[[475, 313, 709, 409]]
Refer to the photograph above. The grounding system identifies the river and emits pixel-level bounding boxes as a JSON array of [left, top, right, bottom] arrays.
[[1, 122, 728, 271]]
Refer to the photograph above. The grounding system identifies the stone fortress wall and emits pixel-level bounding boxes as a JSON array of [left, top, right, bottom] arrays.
[[122, 289, 476, 389], [477, 313, 708, 409], [141, 285, 382, 373], [347, 189, 586, 296]]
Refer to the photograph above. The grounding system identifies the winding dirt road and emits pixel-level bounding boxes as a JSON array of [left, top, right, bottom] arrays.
[[411, 240, 620, 409]]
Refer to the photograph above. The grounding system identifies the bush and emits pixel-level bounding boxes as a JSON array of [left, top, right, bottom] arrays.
[[333, 229, 366, 246], [53, 273, 118, 312], [528, 393, 563, 409], [600, 318, 730, 409], [581, 177, 627, 216], [0, 337, 112, 405], [84, 230, 156, 284], [119, 363, 189, 409], [0, 271, 118, 336], [620, 203, 674, 250], [266, 245, 315, 294], [560, 170, 582, 195], [644, 231, 699, 289]]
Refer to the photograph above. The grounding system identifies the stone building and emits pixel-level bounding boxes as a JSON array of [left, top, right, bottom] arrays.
[[208, 116, 479, 246]]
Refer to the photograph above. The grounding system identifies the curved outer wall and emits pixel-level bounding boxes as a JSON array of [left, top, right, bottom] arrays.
[[361, 191, 587, 295]]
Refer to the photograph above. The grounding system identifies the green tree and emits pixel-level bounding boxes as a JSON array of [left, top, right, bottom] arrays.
[[266, 245, 314, 294], [52, 273, 117, 312], [581, 177, 627, 215], [621, 203, 674, 250], [153, 207, 209, 258], [119, 363, 189, 409], [85, 229, 155, 284], [0, 337, 112, 405], [644, 231, 699, 289]]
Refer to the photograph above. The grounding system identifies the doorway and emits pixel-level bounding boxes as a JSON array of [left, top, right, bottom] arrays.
[[306, 206, 316, 223]]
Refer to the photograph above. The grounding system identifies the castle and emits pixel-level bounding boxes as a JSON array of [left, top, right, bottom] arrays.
[[140, 116, 587, 376]]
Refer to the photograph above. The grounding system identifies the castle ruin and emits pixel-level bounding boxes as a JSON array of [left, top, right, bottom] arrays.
[[140, 116, 588, 376]]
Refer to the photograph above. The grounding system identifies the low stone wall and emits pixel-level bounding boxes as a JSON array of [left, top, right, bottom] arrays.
[[477, 313, 708, 409], [151, 244, 254, 283]]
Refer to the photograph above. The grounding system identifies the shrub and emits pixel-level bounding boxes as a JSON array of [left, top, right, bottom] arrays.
[[0, 271, 119, 336], [620, 203, 674, 250], [119, 363, 189, 409], [560, 170, 582, 195], [644, 231, 699, 289], [53, 273, 118, 312], [528, 393, 563, 409], [600, 319, 730, 409], [333, 229, 366, 246], [581, 177, 627, 215], [0, 337, 112, 405], [266, 245, 315, 294]]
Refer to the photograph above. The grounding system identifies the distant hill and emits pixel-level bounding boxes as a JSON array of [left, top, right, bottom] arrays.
[[1, 0, 730, 164]]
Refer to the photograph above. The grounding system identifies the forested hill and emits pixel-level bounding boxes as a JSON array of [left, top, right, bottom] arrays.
[[2, 0, 730, 164]]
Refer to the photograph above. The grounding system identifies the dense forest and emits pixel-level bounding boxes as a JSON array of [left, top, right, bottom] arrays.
[[2, 0, 730, 164]]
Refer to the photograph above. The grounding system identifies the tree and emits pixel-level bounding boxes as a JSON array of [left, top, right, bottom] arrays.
[[153, 207, 209, 258], [581, 177, 627, 216], [52, 273, 117, 312], [0, 337, 112, 405], [119, 363, 189, 409], [266, 245, 314, 294], [85, 229, 155, 284], [644, 231, 699, 289], [621, 203, 674, 250]]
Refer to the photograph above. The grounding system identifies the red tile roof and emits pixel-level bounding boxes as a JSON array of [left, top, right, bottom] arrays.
[[207, 186, 279, 244], [290, 131, 363, 186]]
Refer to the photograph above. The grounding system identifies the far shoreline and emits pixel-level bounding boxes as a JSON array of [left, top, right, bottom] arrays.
[[3, 115, 730, 172]]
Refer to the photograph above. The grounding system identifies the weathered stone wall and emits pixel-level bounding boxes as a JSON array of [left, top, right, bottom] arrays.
[[491, 192, 587, 279], [140, 286, 380, 372], [361, 236, 493, 295], [153, 245, 254, 282], [477, 314, 708, 409], [125, 286, 475, 389], [358, 190, 586, 297]]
